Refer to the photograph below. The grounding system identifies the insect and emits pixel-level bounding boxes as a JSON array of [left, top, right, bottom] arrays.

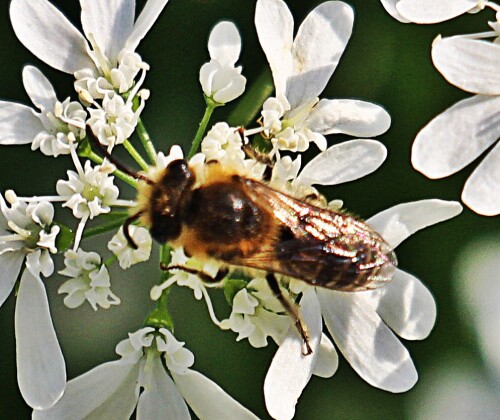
[[88, 128, 397, 354]]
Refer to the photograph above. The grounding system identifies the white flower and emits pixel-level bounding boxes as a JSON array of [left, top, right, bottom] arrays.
[[200, 122, 267, 178], [255, 0, 391, 152], [265, 199, 463, 420], [0, 65, 86, 157], [56, 160, 121, 220], [87, 92, 142, 147], [150, 247, 224, 326], [58, 248, 120, 310], [0, 193, 65, 410], [10, 0, 168, 98], [411, 29, 500, 216], [200, 21, 246, 103], [33, 327, 259, 419], [408, 237, 500, 419], [381, 0, 483, 24], [108, 225, 152, 269], [220, 277, 293, 347]]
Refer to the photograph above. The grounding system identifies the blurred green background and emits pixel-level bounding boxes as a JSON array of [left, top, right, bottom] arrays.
[[0, 0, 498, 418]]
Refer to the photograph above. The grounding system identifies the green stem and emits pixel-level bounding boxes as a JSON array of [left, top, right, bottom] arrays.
[[143, 244, 174, 331], [227, 68, 273, 127], [104, 253, 118, 267], [123, 139, 149, 170], [136, 118, 157, 164], [187, 97, 221, 159], [82, 215, 129, 239]]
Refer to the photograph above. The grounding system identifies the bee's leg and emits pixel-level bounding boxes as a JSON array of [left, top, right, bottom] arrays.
[[160, 264, 228, 284], [265, 273, 313, 356], [236, 127, 275, 181]]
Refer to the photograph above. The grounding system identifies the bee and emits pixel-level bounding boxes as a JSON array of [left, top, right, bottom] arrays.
[[88, 128, 397, 355]]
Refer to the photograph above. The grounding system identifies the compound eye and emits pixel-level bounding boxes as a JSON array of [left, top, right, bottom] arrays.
[[162, 159, 194, 186]]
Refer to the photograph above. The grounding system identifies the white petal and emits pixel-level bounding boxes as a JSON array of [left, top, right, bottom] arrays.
[[172, 370, 258, 420], [312, 333, 339, 378], [0, 252, 25, 307], [287, 2, 354, 108], [33, 360, 140, 419], [22, 66, 57, 112], [80, 0, 134, 63], [432, 36, 500, 95], [137, 356, 190, 420], [318, 289, 418, 392], [411, 95, 500, 178], [295, 140, 387, 186], [0, 102, 44, 145], [380, 0, 410, 22], [15, 269, 66, 409], [305, 99, 391, 137], [462, 141, 500, 216], [397, 0, 478, 24], [368, 269, 436, 340], [125, 0, 170, 52], [367, 199, 462, 249], [10, 0, 93, 73], [208, 21, 241, 67], [255, 0, 294, 100], [264, 288, 322, 420]]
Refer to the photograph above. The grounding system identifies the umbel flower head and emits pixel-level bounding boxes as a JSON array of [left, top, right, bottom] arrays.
[[382, 1, 500, 215], [0, 193, 65, 410], [33, 327, 258, 419], [255, 0, 391, 153], [10, 0, 169, 95], [0, 65, 86, 157]]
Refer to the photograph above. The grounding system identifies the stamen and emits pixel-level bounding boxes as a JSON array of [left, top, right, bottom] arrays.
[[243, 126, 265, 136], [87, 33, 111, 77], [150, 277, 178, 300], [7, 221, 31, 238], [73, 214, 89, 251], [126, 66, 148, 106], [200, 285, 222, 327], [0, 233, 24, 242], [69, 139, 85, 178]]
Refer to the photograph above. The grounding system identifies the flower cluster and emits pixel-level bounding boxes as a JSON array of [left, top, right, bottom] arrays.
[[381, 0, 500, 216], [0, 0, 468, 419]]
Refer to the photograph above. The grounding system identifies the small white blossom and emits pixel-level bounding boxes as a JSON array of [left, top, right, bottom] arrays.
[[58, 248, 120, 310], [0, 65, 86, 157], [87, 92, 143, 148], [220, 277, 292, 348], [56, 160, 121, 220], [33, 328, 258, 419], [108, 225, 152, 269], [75, 49, 150, 100], [0, 193, 65, 409], [199, 21, 246, 103], [151, 247, 224, 326], [200, 122, 267, 179], [255, 0, 391, 153], [10, 0, 168, 98]]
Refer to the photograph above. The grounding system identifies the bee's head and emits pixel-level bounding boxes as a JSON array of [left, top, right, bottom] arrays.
[[135, 158, 196, 243]]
